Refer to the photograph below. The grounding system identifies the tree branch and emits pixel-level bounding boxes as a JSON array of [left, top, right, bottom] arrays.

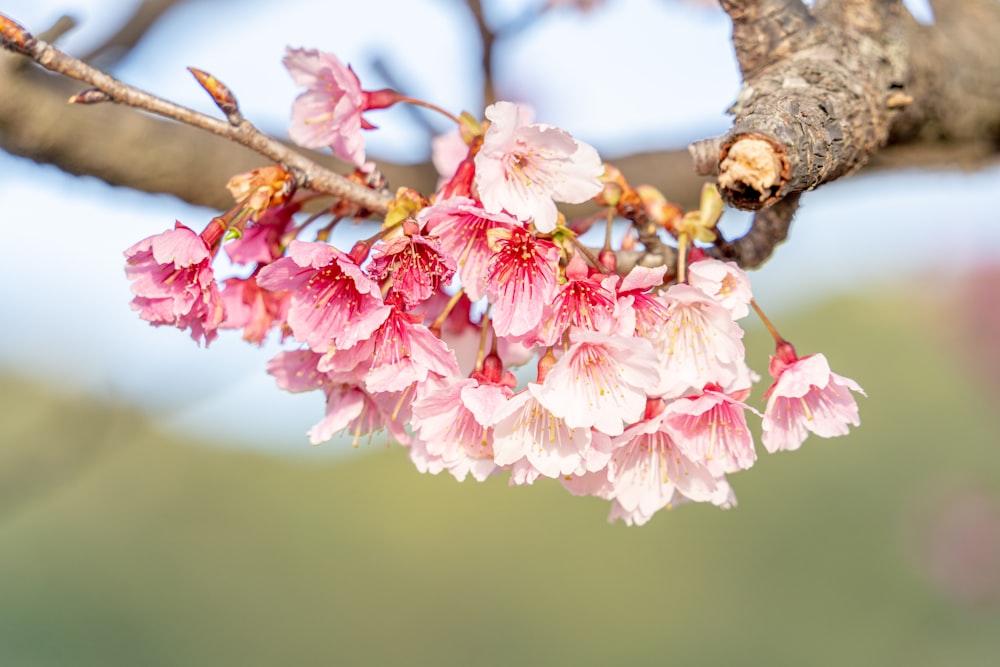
[[709, 0, 1000, 211], [1, 18, 391, 214], [81, 0, 187, 68]]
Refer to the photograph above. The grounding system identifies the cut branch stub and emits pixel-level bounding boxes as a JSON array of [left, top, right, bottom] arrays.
[[711, 3, 911, 211], [717, 132, 789, 209]]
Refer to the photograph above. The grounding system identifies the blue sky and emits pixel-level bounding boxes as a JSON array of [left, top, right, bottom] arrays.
[[1, 0, 989, 451]]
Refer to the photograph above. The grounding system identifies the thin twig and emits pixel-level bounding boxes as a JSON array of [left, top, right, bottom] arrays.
[[20, 31, 392, 214]]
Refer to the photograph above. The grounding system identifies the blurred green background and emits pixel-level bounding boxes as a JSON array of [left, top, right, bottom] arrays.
[[2, 284, 999, 667]]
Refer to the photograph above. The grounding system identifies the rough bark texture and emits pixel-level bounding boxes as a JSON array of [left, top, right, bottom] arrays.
[[709, 0, 1000, 208], [2, 2, 1000, 267], [690, 0, 1000, 266]]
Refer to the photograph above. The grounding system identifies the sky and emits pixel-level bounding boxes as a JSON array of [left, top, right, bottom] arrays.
[[1, 0, 990, 453]]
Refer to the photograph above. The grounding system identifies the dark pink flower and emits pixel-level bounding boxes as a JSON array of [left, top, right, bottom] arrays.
[[256, 240, 390, 353], [615, 265, 670, 339], [224, 204, 298, 265], [366, 222, 457, 309], [219, 275, 289, 345], [485, 225, 561, 338], [124, 222, 224, 345], [267, 349, 409, 446], [537, 252, 617, 346], [420, 197, 517, 302], [362, 306, 461, 393]]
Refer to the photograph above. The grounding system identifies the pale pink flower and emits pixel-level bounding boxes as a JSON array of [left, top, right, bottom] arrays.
[[257, 240, 390, 353], [608, 405, 731, 526], [485, 225, 561, 337], [309, 383, 410, 447], [366, 222, 456, 309], [491, 384, 603, 479], [535, 328, 662, 436], [665, 384, 758, 476], [267, 349, 330, 394], [410, 377, 512, 482], [651, 283, 748, 398], [431, 127, 469, 188], [608, 477, 737, 526], [124, 222, 224, 345], [688, 258, 753, 319], [283, 47, 398, 167], [761, 348, 865, 453], [474, 101, 604, 233], [615, 265, 670, 339], [219, 275, 289, 345], [420, 197, 517, 302]]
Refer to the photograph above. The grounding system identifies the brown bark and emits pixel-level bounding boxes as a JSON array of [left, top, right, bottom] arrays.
[[2, 2, 1000, 269], [690, 0, 1000, 267]]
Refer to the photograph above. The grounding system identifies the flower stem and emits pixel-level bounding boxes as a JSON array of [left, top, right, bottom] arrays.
[[567, 232, 609, 274], [475, 307, 492, 372], [397, 96, 463, 125], [750, 298, 785, 344], [432, 289, 466, 331], [676, 232, 690, 284]]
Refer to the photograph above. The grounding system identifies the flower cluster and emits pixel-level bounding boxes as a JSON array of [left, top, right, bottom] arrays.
[[124, 49, 865, 526]]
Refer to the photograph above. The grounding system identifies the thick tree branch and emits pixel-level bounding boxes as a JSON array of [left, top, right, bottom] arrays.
[[3, 4, 1000, 275], [710, 0, 1000, 210], [689, 0, 1000, 268]]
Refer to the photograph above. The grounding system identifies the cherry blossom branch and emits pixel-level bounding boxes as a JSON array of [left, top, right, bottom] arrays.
[[0, 14, 391, 215]]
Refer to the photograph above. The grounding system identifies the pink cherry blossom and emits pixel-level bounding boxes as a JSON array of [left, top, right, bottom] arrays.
[[665, 384, 758, 476], [491, 384, 605, 479], [431, 127, 469, 188], [615, 265, 670, 339], [356, 305, 461, 393], [267, 348, 330, 394], [485, 225, 561, 337], [410, 377, 512, 482], [651, 283, 748, 398], [608, 477, 737, 526], [366, 222, 456, 309], [224, 204, 298, 265], [268, 348, 411, 446], [761, 349, 865, 453], [124, 222, 224, 345], [688, 258, 753, 319], [420, 197, 517, 302], [256, 240, 390, 353], [535, 328, 663, 436], [219, 274, 289, 345], [537, 252, 618, 346], [283, 47, 398, 167], [606, 406, 732, 526], [309, 383, 411, 447], [474, 101, 604, 233]]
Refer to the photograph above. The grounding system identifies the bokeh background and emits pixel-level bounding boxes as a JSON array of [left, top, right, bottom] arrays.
[[2, 1, 999, 665]]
